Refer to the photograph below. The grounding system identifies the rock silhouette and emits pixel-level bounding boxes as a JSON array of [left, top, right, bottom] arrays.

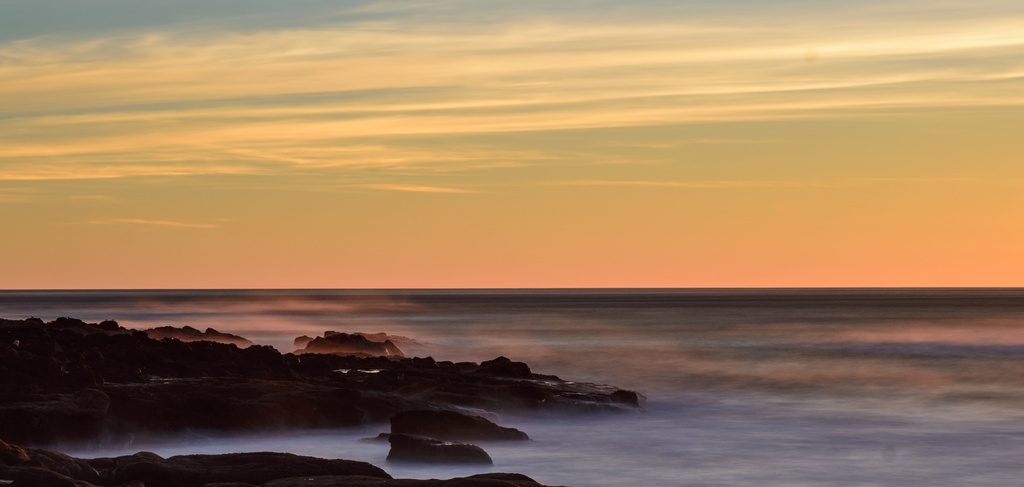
[[295, 331, 403, 358], [145, 326, 255, 347], [1, 440, 562, 486], [386, 434, 493, 465], [0, 315, 637, 486], [390, 410, 529, 441]]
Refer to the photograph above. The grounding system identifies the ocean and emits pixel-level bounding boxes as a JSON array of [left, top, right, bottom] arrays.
[[3, 289, 1024, 486]]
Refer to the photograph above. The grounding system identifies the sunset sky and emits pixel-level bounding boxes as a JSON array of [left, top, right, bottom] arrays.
[[2, 0, 1023, 289]]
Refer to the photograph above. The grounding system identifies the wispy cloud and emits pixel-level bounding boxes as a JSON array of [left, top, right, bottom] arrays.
[[0, 194, 33, 203], [0, 160, 267, 181], [551, 180, 816, 189], [84, 218, 218, 228], [66, 195, 118, 202], [361, 184, 483, 194], [1, 1, 1022, 180], [547, 177, 1023, 190]]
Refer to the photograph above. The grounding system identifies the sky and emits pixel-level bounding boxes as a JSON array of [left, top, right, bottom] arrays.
[[1, 0, 1023, 289]]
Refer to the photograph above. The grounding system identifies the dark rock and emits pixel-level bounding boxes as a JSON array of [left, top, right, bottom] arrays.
[[2, 441, 567, 487], [50, 317, 88, 330], [501, 384, 554, 407], [0, 465, 90, 487], [610, 390, 640, 407], [0, 395, 107, 445], [461, 473, 539, 484], [0, 316, 639, 446], [293, 336, 313, 349], [391, 410, 528, 441], [263, 474, 554, 487], [109, 451, 391, 487], [452, 362, 480, 373], [351, 332, 414, 346], [405, 357, 439, 370], [0, 344, 22, 367], [474, 357, 531, 379], [263, 478, 403, 487], [144, 326, 254, 348], [97, 321, 121, 332], [0, 439, 30, 465], [299, 333, 403, 358], [101, 377, 369, 436], [387, 434, 492, 465], [73, 388, 110, 412], [22, 447, 101, 484], [438, 473, 550, 487]]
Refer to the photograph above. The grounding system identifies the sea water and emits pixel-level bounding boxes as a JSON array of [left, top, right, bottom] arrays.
[[3, 289, 1024, 486]]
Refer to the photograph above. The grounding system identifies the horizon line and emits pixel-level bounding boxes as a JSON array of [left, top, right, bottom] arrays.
[[3, 287, 1024, 292]]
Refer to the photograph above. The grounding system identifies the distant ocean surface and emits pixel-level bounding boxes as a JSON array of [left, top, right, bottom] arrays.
[[3, 288, 1024, 487]]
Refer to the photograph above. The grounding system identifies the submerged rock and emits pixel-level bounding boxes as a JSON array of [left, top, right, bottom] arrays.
[[390, 410, 529, 441], [386, 434, 492, 465]]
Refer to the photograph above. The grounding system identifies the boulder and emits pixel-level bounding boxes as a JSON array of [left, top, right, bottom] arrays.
[[1, 441, 569, 487], [610, 390, 641, 407], [108, 451, 391, 487], [0, 465, 93, 487], [474, 357, 531, 379], [97, 320, 122, 332], [263, 473, 552, 487], [387, 434, 492, 465], [390, 410, 528, 441], [0, 440, 30, 466], [23, 447, 101, 483]]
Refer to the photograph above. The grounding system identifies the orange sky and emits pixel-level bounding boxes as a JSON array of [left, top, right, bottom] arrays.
[[2, 1, 1023, 288]]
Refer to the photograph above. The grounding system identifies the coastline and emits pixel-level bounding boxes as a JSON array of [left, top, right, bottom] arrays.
[[0, 316, 640, 487]]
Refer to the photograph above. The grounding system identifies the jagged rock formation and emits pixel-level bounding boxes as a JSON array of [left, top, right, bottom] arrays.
[[145, 326, 254, 347], [0, 317, 641, 449], [295, 332, 403, 358]]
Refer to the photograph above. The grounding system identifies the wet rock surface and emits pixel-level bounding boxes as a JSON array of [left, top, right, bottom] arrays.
[[0, 316, 635, 486], [390, 410, 528, 442], [0, 441, 560, 487], [386, 434, 492, 465], [0, 317, 639, 446], [105, 451, 390, 487]]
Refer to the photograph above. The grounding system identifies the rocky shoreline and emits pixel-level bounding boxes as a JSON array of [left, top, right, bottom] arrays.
[[0, 317, 641, 486], [0, 438, 555, 487]]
